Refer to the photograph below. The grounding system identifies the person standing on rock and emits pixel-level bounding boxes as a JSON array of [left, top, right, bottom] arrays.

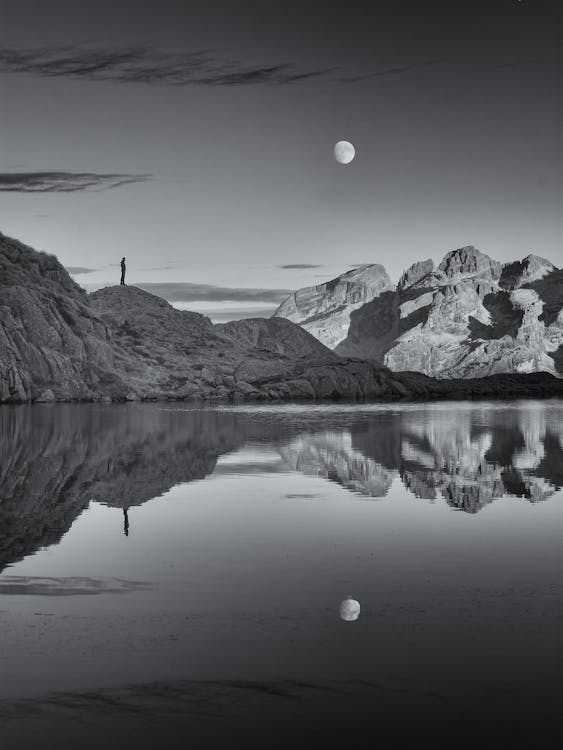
[[120, 257, 126, 285]]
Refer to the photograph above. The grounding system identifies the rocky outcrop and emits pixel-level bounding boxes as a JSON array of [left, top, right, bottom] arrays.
[[275, 245, 563, 379], [215, 317, 336, 360], [274, 264, 394, 349], [0, 232, 358, 403], [0, 233, 119, 402], [1, 233, 562, 402]]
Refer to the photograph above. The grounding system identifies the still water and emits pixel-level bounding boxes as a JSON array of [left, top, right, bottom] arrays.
[[0, 401, 561, 747]]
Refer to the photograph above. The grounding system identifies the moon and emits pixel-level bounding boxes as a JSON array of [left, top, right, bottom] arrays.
[[334, 141, 355, 165], [339, 598, 360, 621]]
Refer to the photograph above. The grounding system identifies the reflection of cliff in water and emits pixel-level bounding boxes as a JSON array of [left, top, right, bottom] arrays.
[[278, 432, 395, 498], [353, 406, 562, 512], [278, 405, 562, 512], [0, 405, 245, 572], [1, 402, 561, 572]]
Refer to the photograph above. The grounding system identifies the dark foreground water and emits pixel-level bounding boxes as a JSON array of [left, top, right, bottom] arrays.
[[0, 401, 561, 748]]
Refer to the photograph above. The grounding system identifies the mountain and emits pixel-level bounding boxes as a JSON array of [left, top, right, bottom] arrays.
[[274, 246, 563, 379], [274, 264, 393, 349], [1, 232, 562, 403]]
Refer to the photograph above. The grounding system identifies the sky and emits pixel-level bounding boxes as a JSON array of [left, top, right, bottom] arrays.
[[0, 0, 561, 321]]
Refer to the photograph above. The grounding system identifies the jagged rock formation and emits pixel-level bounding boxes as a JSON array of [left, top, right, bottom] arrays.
[[275, 246, 563, 379], [274, 264, 394, 349], [1, 233, 562, 402]]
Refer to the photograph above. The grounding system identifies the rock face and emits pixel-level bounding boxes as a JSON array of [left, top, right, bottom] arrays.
[[0, 233, 118, 402], [274, 264, 394, 349], [275, 246, 563, 379], [1, 233, 562, 402]]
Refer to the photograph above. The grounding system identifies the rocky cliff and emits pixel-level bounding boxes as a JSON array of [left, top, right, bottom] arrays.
[[274, 264, 394, 349], [274, 246, 563, 379], [1, 233, 562, 402], [0, 233, 118, 402], [0, 232, 414, 403]]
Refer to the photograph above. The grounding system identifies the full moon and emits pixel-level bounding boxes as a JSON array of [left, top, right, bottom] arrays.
[[339, 598, 361, 621], [334, 140, 355, 165]]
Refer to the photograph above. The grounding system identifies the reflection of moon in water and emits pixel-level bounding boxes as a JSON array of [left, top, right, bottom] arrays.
[[334, 141, 355, 164], [339, 598, 360, 621]]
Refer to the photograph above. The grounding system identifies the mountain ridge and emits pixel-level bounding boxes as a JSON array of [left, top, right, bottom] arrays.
[[274, 245, 563, 379]]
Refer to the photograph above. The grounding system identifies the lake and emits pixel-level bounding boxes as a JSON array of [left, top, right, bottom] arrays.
[[0, 401, 561, 748]]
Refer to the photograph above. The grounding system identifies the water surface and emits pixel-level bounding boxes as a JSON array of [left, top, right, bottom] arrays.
[[0, 401, 561, 746]]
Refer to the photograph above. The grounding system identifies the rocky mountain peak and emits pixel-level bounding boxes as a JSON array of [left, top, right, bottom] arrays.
[[499, 254, 557, 290], [276, 243, 561, 380], [438, 245, 502, 281], [274, 263, 394, 350], [398, 259, 435, 290]]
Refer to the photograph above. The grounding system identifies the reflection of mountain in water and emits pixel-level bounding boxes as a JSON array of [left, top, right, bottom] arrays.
[[279, 405, 562, 512], [279, 432, 395, 498], [0, 403, 561, 571], [404, 407, 562, 512], [0, 405, 245, 572]]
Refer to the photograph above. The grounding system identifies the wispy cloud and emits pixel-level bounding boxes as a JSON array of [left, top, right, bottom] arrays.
[[278, 263, 325, 269], [0, 171, 151, 192], [0, 44, 446, 89], [339, 59, 445, 83], [132, 282, 292, 304], [0, 44, 336, 87], [65, 265, 97, 274]]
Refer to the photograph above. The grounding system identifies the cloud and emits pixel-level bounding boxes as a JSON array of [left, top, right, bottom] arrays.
[[339, 59, 445, 83], [0, 44, 336, 87], [65, 265, 97, 274], [278, 263, 325, 269], [134, 282, 292, 304], [0, 171, 151, 193], [0, 44, 441, 89]]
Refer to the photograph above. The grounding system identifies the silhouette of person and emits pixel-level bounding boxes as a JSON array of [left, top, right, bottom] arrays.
[[123, 507, 129, 537], [120, 257, 126, 285]]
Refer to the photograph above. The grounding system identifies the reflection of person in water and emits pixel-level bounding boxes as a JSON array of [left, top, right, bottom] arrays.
[[123, 507, 129, 537], [120, 257, 126, 285]]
